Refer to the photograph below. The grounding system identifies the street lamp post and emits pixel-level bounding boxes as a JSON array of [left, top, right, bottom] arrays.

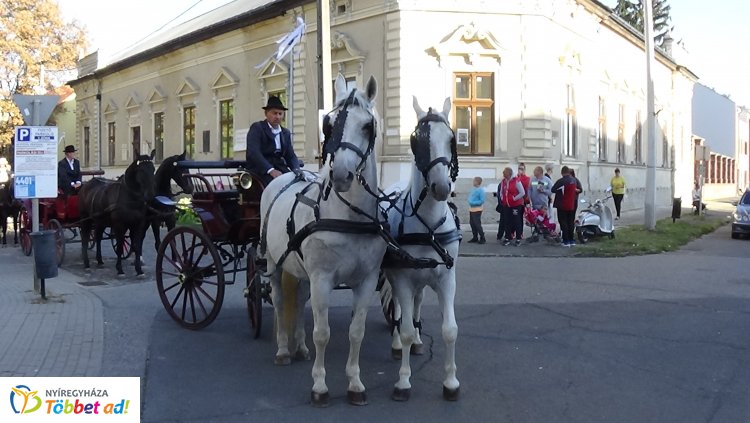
[[644, 0, 657, 230]]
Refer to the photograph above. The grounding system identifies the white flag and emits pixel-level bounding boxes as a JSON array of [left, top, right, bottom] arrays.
[[276, 17, 305, 61]]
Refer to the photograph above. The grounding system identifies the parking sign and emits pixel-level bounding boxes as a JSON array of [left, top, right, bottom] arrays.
[[13, 126, 58, 198]]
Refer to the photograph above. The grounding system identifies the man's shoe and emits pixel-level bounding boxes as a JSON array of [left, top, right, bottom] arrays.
[[468, 238, 478, 243], [478, 238, 486, 244], [502, 239, 511, 246], [514, 239, 521, 247], [568, 241, 576, 246]]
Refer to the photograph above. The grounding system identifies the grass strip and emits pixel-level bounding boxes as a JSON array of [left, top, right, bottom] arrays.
[[574, 212, 730, 257]]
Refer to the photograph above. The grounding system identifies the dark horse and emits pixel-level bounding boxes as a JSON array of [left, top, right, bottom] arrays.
[[150, 151, 193, 251], [79, 150, 156, 276], [0, 178, 22, 245]]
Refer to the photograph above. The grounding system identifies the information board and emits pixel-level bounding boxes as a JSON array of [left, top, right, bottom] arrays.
[[13, 126, 58, 199]]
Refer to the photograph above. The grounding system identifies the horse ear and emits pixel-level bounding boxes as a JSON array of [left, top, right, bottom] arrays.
[[365, 75, 378, 102], [132, 148, 140, 163], [412, 95, 426, 118], [150, 149, 156, 160], [442, 97, 452, 119], [179, 150, 186, 160], [334, 73, 348, 104]]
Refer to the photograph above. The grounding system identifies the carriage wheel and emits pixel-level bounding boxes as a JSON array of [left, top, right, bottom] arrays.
[[46, 219, 66, 266], [19, 209, 32, 256], [156, 226, 225, 330], [245, 256, 263, 339], [109, 228, 133, 259]]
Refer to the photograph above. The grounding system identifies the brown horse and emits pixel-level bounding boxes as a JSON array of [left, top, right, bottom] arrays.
[[79, 150, 156, 276]]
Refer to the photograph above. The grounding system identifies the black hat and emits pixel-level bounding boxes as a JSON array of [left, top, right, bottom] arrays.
[[262, 96, 287, 111], [63, 145, 77, 153]]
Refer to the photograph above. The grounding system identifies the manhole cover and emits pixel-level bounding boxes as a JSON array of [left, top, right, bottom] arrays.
[[78, 281, 107, 287]]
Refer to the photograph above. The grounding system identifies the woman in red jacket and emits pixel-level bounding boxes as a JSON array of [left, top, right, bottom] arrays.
[[498, 167, 526, 246]]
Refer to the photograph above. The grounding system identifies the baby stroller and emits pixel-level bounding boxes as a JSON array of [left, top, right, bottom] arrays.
[[524, 207, 561, 244]]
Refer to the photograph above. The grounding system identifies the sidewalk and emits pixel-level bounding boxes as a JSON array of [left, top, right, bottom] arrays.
[[458, 200, 734, 258], [0, 246, 103, 376]]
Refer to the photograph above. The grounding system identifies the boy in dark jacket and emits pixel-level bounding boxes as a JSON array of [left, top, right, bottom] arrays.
[[552, 166, 582, 246]]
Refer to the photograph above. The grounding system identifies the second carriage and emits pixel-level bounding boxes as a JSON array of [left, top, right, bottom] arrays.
[[154, 160, 270, 336]]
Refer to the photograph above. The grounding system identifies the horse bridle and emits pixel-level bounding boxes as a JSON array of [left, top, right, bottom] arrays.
[[322, 90, 377, 175]]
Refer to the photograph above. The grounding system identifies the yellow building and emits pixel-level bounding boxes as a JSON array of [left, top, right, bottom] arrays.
[[70, 0, 698, 210]]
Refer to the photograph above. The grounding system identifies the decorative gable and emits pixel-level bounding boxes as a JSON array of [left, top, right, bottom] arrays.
[[331, 31, 364, 67], [175, 78, 199, 97], [430, 23, 503, 66], [147, 86, 167, 104], [257, 59, 289, 79], [211, 67, 239, 90], [103, 99, 118, 115], [124, 93, 140, 110]]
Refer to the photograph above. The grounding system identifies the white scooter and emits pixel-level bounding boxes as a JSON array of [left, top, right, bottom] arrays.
[[575, 192, 615, 244]]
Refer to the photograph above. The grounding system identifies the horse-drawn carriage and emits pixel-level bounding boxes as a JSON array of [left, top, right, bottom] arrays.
[[17, 170, 134, 266], [154, 161, 270, 335]]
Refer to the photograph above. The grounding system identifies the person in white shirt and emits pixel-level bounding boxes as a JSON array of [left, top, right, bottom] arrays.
[[57, 145, 81, 196]]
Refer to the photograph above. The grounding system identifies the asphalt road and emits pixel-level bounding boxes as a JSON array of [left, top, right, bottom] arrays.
[[60, 225, 750, 423]]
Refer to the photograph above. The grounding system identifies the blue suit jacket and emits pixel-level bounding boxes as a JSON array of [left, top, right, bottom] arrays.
[[245, 121, 300, 181]]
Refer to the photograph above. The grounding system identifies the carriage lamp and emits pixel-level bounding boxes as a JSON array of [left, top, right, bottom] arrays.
[[232, 171, 253, 190]]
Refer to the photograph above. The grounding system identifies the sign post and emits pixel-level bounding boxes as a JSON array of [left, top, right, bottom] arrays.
[[12, 94, 59, 293]]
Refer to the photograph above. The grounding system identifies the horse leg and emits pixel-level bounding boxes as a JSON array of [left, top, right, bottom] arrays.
[[151, 219, 161, 252], [391, 292, 403, 360], [345, 274, 379, 406], [309, 279, 332, 407], [411, 287, 426, 356], [95, 225, 106, 266], [391, 279, 417, 401], [12, 212, 18, 244], [293, 278, 311, 361], [436, 276, 459, 401], [269, 270, 292, 365], [1, 211, 6, 245], [132, 225, 145, 276], [113, 225, 125, 276]]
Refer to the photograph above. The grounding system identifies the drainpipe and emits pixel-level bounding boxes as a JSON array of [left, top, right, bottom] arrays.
[[96, 80, 102, 170]]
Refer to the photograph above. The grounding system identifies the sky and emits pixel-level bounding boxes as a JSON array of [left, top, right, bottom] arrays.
[[56, 0, 750, 106]]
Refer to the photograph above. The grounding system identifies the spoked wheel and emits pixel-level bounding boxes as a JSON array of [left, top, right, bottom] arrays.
[[107, 228, 133, 259], [46, 219, 66, 266], [156, 226, 225, 330], [245, 255, 263, 339], [19, 209, 32, 256]]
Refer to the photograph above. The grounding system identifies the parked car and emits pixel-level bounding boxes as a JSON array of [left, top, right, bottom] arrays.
[[731, 189, 750, 239]]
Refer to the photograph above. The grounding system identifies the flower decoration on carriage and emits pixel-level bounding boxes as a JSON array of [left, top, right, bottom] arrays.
[[175, 197, 201, 226]]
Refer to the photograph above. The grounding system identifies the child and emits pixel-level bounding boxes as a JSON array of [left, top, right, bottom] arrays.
[[530, 204, 557, 236], [468, 176, 486, 244]]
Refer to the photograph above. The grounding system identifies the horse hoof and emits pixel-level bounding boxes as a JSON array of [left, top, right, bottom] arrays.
[[310, 391, 329, 408], [274, 355, 292, 366], [347, 390, 368, 406], [391, 348, 402, 361], [442, 385, 460, 401], [294, 350, 311, 361], [117, 273, 126, 279], [391, 387, 411, 402], [410, 343, 425, 356], [137, 273, 147, 279]]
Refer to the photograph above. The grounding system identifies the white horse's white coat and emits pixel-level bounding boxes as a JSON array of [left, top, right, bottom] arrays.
[[382, 97, 460, 401], [260, 74, 386, 406]]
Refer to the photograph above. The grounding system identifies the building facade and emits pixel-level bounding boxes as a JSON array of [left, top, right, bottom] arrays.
[[70, 0, 698, 219]]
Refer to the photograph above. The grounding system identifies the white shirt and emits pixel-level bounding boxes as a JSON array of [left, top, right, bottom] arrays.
[[267, 122, 282, 150]]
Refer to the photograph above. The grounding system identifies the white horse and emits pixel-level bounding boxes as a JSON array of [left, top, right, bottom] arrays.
[[260, 74, 387, 407], [381, 96, 461, 401]]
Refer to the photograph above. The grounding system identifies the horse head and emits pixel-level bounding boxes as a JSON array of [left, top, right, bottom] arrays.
[[322, 73, 379, 193], [411, 96, 458, 201], [156, 151, 193, 196], [127, 149, 156, 202]]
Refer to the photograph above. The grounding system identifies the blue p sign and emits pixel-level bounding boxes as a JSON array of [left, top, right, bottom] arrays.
[[16, 127, 31, 142]]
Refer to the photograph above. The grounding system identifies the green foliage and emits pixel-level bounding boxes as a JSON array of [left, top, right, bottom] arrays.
[[613, 0, 673, 46], [575, 213, 729, 257], [175, 198, 201, 226], [0, 0, 87, 146]]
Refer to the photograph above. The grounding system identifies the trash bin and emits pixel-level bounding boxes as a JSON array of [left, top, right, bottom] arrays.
[[671, 197, 682, 223], [30, 230, 58, 279]]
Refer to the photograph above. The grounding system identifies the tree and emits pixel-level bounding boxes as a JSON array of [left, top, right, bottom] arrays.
[[613, 0, 673, 47], [0, 0, 87, 147]]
